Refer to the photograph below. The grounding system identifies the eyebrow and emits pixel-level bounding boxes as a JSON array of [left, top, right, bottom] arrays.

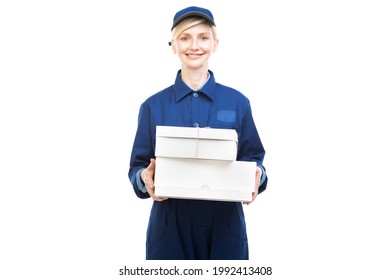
[[179, 32, 212, 37]]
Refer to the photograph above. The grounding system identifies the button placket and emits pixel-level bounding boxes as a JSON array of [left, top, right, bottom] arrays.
[[192, 91, 200, 127]]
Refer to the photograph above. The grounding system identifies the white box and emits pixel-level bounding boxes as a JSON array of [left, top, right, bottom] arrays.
[[155, 126, 238, 161], [154, 157, 256, 202]]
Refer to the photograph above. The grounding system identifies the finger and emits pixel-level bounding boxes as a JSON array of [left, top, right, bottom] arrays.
[[147, 158, 156, 175], [244, 192, 257, 205], [252, 191, 258, 201], [148, 176, 155, 190], [146, 159, 156, 190], [154, 196, 168, 201], [144, 178, 165, 201], [149, 191, 168, 201], [149, 158, 156, 172], [255, 167, 261, 187], [145, 159, 162, 200]]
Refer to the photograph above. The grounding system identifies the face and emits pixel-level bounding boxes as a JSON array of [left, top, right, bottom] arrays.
[[172, 22, 218, 71]]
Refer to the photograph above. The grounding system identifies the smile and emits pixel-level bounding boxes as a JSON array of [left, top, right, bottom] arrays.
[[186, 54, 203, 58]]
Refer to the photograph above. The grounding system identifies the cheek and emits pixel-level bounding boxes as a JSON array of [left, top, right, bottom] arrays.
[[176, 45, 187, 54], [203, 42, 216, 52]]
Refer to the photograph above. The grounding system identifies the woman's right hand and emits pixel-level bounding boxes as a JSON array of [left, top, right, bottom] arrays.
[[141, 159, 168, 201]]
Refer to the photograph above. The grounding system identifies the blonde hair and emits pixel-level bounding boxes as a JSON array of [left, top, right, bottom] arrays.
[[171, 17, 218, 44]]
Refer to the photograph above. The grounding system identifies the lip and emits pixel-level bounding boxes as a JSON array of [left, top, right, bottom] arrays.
[[186, 53, 203, 58]]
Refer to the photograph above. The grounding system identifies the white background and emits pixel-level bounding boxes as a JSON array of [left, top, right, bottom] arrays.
[[1, 0, 389, 279]]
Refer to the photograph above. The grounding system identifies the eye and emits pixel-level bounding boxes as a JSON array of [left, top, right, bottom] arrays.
[[180, 36, 189, 41], [200, 36, 209, 40]]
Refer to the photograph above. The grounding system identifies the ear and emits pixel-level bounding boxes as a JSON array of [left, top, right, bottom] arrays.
[[213, 38, 219, 52], [171, 41, 177, 54]]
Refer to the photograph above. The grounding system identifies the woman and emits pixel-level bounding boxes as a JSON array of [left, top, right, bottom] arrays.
[[129, 6, 268, 260]]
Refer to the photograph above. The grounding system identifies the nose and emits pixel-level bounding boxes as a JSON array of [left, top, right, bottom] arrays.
[[190, 38, 199, 50]]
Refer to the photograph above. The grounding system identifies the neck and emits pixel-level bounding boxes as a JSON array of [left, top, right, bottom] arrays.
[[181, 67, 209, 90]]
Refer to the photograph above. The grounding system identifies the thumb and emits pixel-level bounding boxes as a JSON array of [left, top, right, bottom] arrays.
[[149, 158, 156, 172]]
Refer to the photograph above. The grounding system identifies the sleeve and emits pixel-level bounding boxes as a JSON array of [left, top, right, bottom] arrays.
[[258, 165, 268, 194], [128, 103, 155, 199], [237, 102, 268, 194]]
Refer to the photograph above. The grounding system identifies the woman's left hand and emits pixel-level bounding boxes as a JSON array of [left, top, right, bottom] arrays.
[[243, 167, 262, 205]]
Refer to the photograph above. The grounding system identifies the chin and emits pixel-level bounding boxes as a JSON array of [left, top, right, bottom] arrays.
[[185, 62, 206, 70]]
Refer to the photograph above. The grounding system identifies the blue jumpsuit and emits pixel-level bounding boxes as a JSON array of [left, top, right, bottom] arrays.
[[129, 70, 268, 260]]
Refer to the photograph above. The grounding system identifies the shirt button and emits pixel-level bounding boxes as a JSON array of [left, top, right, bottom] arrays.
[[193, 122, 199, 127], [193, 92, 198, 98]]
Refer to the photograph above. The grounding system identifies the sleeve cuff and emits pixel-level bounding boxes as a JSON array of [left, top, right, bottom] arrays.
[[259, 165, 267, 186]]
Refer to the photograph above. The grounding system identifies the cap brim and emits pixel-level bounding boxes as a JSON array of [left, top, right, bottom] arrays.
[[171, 11, 215, 30]]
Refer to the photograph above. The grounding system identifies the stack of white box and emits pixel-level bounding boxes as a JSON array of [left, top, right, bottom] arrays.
[[154, 126, 256, 202]]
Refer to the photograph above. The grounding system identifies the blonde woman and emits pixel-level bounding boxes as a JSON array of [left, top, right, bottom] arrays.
[[129, 6, 268, 260]]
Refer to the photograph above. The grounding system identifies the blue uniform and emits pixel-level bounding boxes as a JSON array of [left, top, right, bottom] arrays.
[[129, 70, 268, 259]]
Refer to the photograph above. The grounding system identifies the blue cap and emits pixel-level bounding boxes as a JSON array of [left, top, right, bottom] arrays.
[[171, 6, 215, 31]]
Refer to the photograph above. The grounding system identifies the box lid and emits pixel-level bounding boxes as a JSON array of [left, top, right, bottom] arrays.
[[156, 126, 238, 142]]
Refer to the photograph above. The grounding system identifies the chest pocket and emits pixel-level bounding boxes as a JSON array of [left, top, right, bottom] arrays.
[[217, 110, 236, 123], [208, 110, 237, 129]]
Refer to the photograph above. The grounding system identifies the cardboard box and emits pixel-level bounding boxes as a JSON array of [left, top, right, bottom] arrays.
[[154, 157, 256, 202], [155, 126, 238, 161]]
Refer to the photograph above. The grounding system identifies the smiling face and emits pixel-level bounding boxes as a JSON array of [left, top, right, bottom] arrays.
[[172, 22, 219, 72]]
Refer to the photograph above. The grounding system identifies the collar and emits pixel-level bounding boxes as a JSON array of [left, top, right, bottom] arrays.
[[173, 70, 216, 102]]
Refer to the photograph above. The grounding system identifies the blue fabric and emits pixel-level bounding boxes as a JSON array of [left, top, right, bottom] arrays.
[[128, 70, 267, 259], [172, 6, 215, 30], [259, 165, 267, 186], [135, 169, 147, 193]]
